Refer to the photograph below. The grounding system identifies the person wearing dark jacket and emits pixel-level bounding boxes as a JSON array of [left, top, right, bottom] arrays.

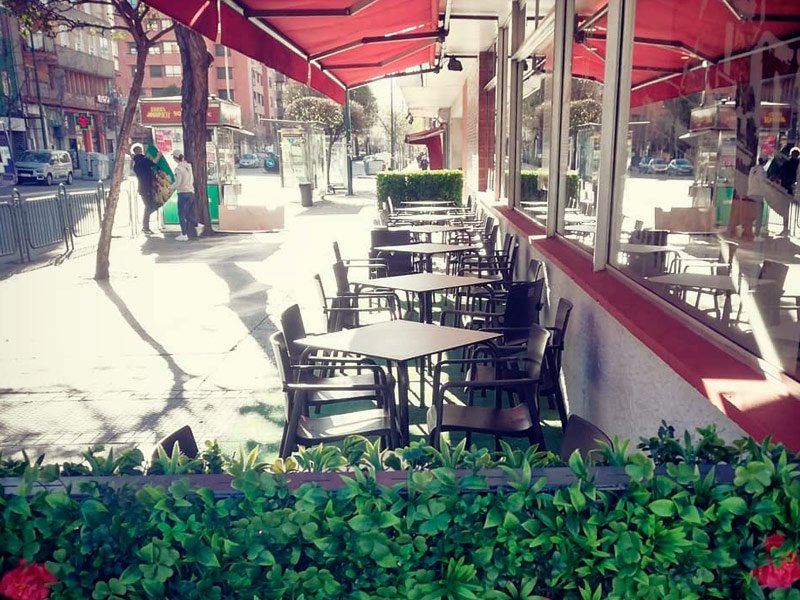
[[132, 145, 158, 234]]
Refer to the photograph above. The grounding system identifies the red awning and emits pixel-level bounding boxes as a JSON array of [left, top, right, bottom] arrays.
[[144, 0, 440, 104], [405, 125, 444, 170], [570, 0, 800, 106]]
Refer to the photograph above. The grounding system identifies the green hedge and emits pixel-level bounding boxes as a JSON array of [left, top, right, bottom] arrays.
[[1, 426, 799, 599], [521, 170, 580, 204], [376, 170, 463, 206]]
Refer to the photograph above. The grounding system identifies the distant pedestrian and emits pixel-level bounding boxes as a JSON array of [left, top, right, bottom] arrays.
[[747, 156, 769, 240], [132, 144, 158, 235], [420, 154, 429, 170], [170, 152, 204, 241]]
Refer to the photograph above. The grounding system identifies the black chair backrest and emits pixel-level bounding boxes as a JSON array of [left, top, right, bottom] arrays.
[[332, 241, 343, 263], [523, 325, 550, 381], [280, 304, 307, 363], [371, 229, 414, 275], [269, 331, 295, 422], [550, 298, 574, 349], [153, 425, 199, 460], [332, 260, 350, 295], [755, 259, 789, 326], [627, 229, 670, 276], [528, 258, 543, 281], [501, 232, 514, 257], [559, 415, 612, 463], [504, 279, 545, 328]]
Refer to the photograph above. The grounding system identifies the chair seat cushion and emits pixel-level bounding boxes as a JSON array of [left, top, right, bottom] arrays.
[[297, 409, 393, 441], [426, 403, 533, 436]]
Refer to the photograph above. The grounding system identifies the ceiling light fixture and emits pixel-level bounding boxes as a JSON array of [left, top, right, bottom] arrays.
[[447, 56, 463, 72]]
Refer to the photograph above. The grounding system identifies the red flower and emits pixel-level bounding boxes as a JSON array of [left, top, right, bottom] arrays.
[[753, 534, 800, 589], [0, 560, 56, 600]]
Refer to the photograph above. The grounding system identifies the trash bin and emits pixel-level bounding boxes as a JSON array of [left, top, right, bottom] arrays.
[[299, 182, 313, 207]]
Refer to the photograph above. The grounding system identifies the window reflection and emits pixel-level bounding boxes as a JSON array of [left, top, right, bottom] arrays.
[[559, 12, 605, 248], [520, 55, 552, 226], [612, 0, 800, 380]]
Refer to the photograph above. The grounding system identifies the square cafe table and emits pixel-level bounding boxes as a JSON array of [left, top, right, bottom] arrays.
[[374, 242, 483, 272], [390, 224, 467, 243], [352, 273, 492, 323], [295, 320, 500, 444]]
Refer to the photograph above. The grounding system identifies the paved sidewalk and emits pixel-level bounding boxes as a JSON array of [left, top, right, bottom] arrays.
[[0, 180, 380, 461]]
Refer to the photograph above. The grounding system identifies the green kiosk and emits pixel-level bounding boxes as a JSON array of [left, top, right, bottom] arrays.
[[139, 97, 243, 229]]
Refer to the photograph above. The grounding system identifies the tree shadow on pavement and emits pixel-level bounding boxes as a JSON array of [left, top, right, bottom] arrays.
[[96, 280, 193, 431]]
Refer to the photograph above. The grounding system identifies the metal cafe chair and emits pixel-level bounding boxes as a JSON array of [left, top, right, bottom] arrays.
[[332, 240, 388, 279], [331, 260, 406, 327], [151, 425, 199, 461], [427, 325, 550, 451], [540, 298, 574, 430], [558, 415, 612, 463], [270, 331, 399, 457]]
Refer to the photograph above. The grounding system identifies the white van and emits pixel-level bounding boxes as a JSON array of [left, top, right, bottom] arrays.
[[15, 150, 74, 186]]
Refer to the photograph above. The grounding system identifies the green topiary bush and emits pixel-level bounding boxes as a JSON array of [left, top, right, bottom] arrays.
[[1, 425, 799, 599], [376, 170, 463, 206]]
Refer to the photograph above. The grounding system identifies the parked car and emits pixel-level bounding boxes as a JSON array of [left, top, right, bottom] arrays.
[[647, 158, 669, 175], [239, 153, 258, 168], [667, 158, 693, 176], [15, 150, 73, 186], [263, 152, 279, 173]]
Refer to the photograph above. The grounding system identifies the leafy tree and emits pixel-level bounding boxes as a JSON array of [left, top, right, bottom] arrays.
[[350, 86, 378, 129], [284, 95, 365, 188], [0, 0, 174, 279]]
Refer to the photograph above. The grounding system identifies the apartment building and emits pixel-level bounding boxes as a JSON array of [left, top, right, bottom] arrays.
[[0, 5, 118, 166], [116, 23, 280, 153]]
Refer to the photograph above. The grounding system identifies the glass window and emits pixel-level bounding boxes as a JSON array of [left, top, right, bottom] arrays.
[[611, 1, 800, 381], [215, 44, 226, 57], [218, 89, 234, 102], [216, 67, 232, 79], [163, 42, 179, 54], [128, 42, 137, 55], [519, 43, 554, 226], [558, 5, 605, 249], [149, 44, 161, 55], [149, 65, 163, 78], [165, 65, 181, 77]]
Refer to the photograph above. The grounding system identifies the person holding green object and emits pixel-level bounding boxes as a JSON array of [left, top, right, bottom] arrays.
[[131, 144, 158, 235], [171, 151, 204, 241]]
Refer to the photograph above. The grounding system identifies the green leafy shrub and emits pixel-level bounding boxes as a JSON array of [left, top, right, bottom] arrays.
[[375, 172, 406, 207], [520, 170, 580, 204], [376, 170, 463, 206], [0, 427, 799, 599]]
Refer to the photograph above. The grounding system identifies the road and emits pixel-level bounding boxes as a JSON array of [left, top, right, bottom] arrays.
[[0, 178, 102, 202]]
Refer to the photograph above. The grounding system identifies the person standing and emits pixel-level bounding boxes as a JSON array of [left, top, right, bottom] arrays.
[[747, 156, 769, 241], [132, 145, 158, 235], [778, 147, 799, 235], [170, 152, 204, 241]]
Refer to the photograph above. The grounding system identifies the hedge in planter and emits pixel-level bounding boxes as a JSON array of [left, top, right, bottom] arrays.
[[1, 425, 799, 599], [520, 171, 580, 204], [376, 171, 463, 206]]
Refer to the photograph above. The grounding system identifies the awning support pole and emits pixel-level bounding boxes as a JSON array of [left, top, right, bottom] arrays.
[[345, 90, 354, 196]]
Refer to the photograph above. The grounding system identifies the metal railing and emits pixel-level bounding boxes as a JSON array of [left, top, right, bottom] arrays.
[[0, 182, 127, 265]]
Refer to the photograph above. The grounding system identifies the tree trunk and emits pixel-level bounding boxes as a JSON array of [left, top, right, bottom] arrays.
[[175, 25, 213, 235], [94, 46, 148, 280]]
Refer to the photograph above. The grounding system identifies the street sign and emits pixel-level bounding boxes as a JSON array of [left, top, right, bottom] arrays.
[[74, 112, 93, 130]]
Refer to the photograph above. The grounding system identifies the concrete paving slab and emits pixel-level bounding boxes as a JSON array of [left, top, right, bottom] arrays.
[[0, 173, 381, 462]]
